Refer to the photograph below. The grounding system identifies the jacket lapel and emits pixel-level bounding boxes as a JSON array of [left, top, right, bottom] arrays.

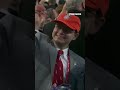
[[35, 32, 50, 71], [69, 50, 76, 71]]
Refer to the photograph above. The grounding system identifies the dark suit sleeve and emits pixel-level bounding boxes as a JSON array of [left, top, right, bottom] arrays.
[[0, 18, 15, 90], [77, 67, 85, 90]]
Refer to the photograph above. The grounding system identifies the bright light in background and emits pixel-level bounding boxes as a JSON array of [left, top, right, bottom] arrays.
[[69, 13, 81, 16], [45, 0, 49, 2]]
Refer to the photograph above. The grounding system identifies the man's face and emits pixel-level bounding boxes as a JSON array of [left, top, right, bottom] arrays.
[[35, 5, 47, 29], [35, 12, 40, 28], [52, 23, 79, 47]]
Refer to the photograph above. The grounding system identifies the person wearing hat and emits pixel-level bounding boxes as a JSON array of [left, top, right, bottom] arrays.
[[35, 12, 85, 90]]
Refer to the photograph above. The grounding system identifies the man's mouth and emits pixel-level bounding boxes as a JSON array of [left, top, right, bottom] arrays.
[[57, 35, 65, 39]]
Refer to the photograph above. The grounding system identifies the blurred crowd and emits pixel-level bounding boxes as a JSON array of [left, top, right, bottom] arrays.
[[35, 0, 85, 34]]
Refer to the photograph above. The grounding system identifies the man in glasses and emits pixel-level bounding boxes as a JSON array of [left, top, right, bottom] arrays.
[[35, 12, 85, 90]]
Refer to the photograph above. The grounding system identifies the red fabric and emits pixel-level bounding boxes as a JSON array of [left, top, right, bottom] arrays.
[[53, 12, 81, 32], [86, 0, 109, 16], [52, 50, 70, 86], [52, 50, 64, 86]]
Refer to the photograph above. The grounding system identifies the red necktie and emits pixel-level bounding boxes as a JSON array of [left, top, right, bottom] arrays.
[[52, 50, 64, 86]]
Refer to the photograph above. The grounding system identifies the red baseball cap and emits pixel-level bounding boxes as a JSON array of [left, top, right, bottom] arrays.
[[86, 0, 109, 16], [53, 12, 81, 32]]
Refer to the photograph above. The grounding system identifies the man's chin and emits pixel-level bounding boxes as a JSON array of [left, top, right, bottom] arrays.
[[54, 40, 65, 46], [56, 41, 65, 45]]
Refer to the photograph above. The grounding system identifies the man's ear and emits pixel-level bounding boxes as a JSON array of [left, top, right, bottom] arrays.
[[73, 32, 79, 40]]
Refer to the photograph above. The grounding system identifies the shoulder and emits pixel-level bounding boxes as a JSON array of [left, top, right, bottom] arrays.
[[35, 32, 52, 52], [0, 9, 32, 27], [70, 50, 85, 65], [69, 50, 85, 80], [69, 50, 85, 73], [35, 32, 49, 41]]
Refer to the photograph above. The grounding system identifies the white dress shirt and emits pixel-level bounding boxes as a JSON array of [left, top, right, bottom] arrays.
[[35, 29, 39, 33]]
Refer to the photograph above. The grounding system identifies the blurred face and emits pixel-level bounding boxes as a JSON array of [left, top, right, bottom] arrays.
[[85, 8, 105, 36], [52, 23, 79, 49], [65, 0, 85, 11], [35, 8, 47, 30], [35, 12, 40, 29]]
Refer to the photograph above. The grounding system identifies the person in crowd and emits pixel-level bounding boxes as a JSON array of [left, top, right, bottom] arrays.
[[35, 12, 85, 90], [43, 3, 64, 39], [35, 4, 47, 33]]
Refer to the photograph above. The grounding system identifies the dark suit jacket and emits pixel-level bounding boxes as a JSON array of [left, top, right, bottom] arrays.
[[0, 9, 34, 90], [85, 58, 120, 90], [35, 32, 85, 90]]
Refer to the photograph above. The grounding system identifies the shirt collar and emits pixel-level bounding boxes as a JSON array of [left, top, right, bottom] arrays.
[[57, 48, 69, 56], [35, 29, 39, 33]]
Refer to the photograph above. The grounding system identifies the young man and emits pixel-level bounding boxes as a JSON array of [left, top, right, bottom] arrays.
[[35, 12, 85, 90]]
